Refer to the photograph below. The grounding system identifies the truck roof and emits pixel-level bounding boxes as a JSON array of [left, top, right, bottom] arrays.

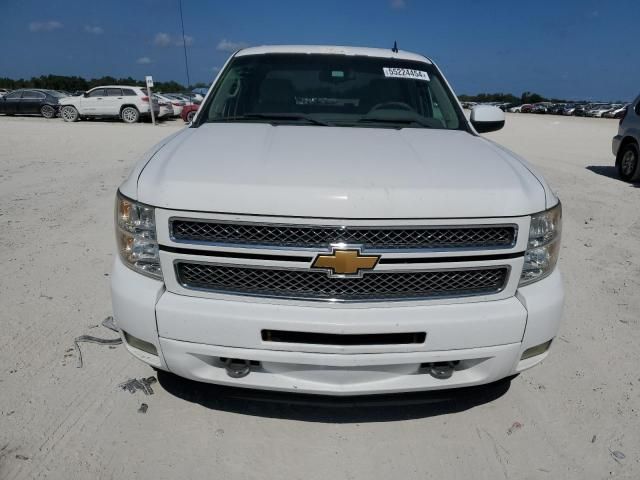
[[235, 45, 432, 64]]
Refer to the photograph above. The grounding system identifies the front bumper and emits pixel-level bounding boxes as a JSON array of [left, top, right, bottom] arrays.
[[111, 257, 564, 395]]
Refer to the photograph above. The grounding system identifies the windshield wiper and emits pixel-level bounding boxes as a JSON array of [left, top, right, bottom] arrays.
[[356, 116, 434, 129], [222, 113, 332, 126]]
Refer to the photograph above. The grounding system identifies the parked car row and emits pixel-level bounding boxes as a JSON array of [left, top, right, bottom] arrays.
[[159, 92, 203, 122], [508, 102, 630, 118], [0, 86, 204, 123], [461, 101, 513, 111]]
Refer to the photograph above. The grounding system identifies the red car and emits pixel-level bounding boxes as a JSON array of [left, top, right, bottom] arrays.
[[181, 103, 199, 123]]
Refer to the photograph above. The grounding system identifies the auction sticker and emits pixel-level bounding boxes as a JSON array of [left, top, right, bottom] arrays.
[[383, 67, 430, 81]]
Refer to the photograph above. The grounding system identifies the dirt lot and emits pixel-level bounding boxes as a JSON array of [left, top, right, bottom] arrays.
[[1, 114, 639, 479]]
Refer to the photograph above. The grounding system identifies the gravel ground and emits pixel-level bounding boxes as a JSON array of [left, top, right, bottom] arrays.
[[0, 114, 638, 479]]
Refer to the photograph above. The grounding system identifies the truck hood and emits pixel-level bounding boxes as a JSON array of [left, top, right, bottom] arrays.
[[137, 123, 547, 218]]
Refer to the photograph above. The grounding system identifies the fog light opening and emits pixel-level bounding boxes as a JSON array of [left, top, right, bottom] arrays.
[[421, 361, 459, 380], [521, 339, 553, 360], [123, 331, 158, 356], [223, 358, 252, 378]]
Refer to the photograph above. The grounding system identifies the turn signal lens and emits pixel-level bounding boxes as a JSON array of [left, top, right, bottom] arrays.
[[123, 331, 158, 356], [521, 340, 553, 360]]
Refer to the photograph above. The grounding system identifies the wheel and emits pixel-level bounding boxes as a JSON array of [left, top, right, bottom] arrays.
[[121, 107, 140, 124], [186, 110, 196, 123], [617, 142, 640, 182], [40, 105, 56, 119], [60, 106, 79, 122]]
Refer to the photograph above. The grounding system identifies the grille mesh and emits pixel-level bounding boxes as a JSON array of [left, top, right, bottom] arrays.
[[176, 262, 508, 301], [170, 220, 516, 250]]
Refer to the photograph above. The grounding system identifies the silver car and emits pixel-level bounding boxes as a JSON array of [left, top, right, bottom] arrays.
[[612, 94, 640, 181]]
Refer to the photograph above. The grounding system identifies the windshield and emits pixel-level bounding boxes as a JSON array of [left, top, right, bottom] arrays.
[[197, 53, 466, 130]]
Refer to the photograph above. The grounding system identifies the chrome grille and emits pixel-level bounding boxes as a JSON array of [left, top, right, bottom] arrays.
[[170, 220, 516, 250], [176, 262, 509, 301]]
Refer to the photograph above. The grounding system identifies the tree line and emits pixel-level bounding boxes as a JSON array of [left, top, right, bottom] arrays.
[[457, 91, 630, 104], [457, 91, 567, 104], [0, 74, 209, 93]]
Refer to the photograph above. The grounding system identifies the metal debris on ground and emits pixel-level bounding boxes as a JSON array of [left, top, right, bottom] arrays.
[[73, 334, 122, 368], [15, 454, 29, 461], [101, 315, 118, 332], [118, 377, 157, 396], [137, 403, 149, 414], [611, 450, 626, 462]]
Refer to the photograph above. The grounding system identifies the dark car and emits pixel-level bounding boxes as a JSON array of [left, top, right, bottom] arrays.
[[0, 89, 66, 118], [612, 105, 629, 119], [573, 105, 590, 117], [531, 104, 549, 114], [548, 104, 566, 115]]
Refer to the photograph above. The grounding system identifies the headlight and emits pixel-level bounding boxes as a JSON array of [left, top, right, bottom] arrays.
[[519, 202, 562, 286], [115, 192, 162, 280]]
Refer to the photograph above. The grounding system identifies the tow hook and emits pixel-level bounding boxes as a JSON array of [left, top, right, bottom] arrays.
[[224, 358, 252, 378]]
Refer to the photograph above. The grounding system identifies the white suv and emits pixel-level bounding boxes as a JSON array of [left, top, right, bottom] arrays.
[[59, 85, 159, 123], [112, 45, 564, 396], [612, 94, 640, 181]]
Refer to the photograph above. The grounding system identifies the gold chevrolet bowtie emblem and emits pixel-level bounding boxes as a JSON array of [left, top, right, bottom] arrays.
[[311, 249, 380, 277]]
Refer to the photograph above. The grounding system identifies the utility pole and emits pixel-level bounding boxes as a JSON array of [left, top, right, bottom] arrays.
[[179, 0, 191, 88]]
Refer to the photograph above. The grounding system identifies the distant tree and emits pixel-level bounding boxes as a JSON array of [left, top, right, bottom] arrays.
[[521, 91, 548, 104], [155, 80, 187, 92], [458, 92, 519, 104], [458, 91, 574, 105]]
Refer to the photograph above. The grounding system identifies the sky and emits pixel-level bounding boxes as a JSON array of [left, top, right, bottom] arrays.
[[1, 0, 639, 101]]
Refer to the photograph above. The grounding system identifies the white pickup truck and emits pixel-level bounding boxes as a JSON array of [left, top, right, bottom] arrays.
[[112, 45, 563, 395]]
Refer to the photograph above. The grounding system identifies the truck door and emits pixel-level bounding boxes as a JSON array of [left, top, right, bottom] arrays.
[[18, 90, 45, 114], [80, 88, 107, 115], [105, 88, 124, 115]]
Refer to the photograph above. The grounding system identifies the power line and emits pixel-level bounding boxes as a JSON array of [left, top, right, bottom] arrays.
[[178, 0, 191, 88]]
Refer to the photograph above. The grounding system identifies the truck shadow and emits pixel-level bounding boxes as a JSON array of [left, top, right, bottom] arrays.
[[156, 371, 513, 423], [586, 166, 640, 187]]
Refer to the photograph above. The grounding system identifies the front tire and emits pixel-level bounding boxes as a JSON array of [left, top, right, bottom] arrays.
[[121, 107, 140, 124], [617, 143, 640, 182], [40, 105, 56, 119], [186, 110, 196, 123], [60, 106, 79, 122]]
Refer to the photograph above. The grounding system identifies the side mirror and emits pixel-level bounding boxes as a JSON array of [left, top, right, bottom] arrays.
[[83, 92, 89, 97], [470, 105, 505, 133]]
